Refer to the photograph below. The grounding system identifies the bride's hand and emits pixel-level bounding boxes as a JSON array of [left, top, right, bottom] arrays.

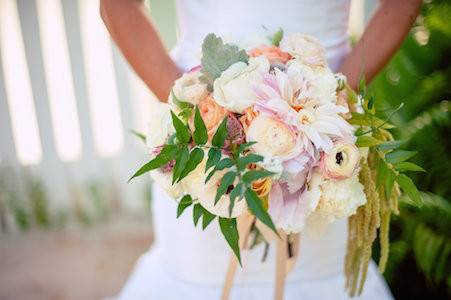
[[100, 0, 181, 102]]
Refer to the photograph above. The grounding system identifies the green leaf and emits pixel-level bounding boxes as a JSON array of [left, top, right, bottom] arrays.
[[385, 168, 396, 200], [242, 170, 274, 184], [205, 169, 217, 184], [193, 106, 208, 145], [376, 140, 404, 151], [244, 188, 278, 236], [200, 33, 249, 85], [269, 28, 284, 46], [177, 195, 193, 218], [396, 174, 423, 207], [178, 148, 204, 182], [178, 108, 193, 121], [205, 157, 234, 183], [238, 141, 257, 154], [172, 146, 189, 184], [358, 77, 366, 97], [211, 117, 228, 148], [129, 145, 177, 182], [129, 129, 146, 143], [394, 162, 426, 173], [219, 217, 241, 265], [386, 150, 417, 164], [367, 95, 375, 110], [193, 203, 203, 226], [236, 154, 264, 171], [376, 159, 389, 188], [215, 171, 236, 204], [229, 183, 244, 217], [172, 90, 194, 110], [171, 111, 191, 144], [205, 148, 221, 172], [349, 113, 395, 129], [216, 158, 234, 170], [202, 208, 216, 230], [356, 136, 384, 148]]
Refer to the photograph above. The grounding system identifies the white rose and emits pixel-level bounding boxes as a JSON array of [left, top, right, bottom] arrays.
[[172, 71, 208, 105], [213, 56, 270, 113], [150, 170, 183, 199], [182, 158, 247, 218], [146, 103, 173, 150], [280, 33, 327, 68], [311, 175, 367, 224]]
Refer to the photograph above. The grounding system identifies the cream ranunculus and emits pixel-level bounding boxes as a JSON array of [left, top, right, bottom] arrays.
[[146, 103, 173, 150], [280, 33, 327, 68], [182, 157, 246, 218], [213, 56, 270, 113], [310, 175, 367, 224], [172, 70, 208, 105], [246, 115, 301, 161], [319, 141, 360, 180]]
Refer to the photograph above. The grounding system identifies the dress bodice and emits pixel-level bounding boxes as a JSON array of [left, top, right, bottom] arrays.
[[171, 0, 351, 71], [153, 0, 353, 286]]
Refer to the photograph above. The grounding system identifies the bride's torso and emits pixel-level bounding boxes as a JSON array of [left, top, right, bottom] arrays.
[[152, 0, 352, 285]]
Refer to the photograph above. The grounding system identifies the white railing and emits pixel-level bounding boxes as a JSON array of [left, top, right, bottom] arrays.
[[0, 0, 158, 229]]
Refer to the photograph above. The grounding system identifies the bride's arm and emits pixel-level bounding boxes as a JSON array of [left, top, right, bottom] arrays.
[[100, 0, 181, 102], [339, 0, 422, 90]]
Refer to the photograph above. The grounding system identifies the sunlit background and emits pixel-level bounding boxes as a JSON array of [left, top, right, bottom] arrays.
[[0, 0, 450, 299]]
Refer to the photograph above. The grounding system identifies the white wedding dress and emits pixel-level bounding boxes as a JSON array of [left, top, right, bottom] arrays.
[[118, 1, 393, 299]]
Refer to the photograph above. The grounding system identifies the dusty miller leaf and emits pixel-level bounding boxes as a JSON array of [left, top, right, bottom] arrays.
[[200, 33, 249, 85]]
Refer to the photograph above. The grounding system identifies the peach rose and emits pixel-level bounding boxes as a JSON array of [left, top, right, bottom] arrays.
[[249, 45, 292, 64], [197, 94, 228, 138]]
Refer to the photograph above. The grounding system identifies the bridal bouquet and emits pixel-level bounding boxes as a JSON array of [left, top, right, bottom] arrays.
[[130, 31, 423, 297]]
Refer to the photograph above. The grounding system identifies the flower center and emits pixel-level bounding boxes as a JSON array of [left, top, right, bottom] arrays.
[[336, 152, 344, 165], [299, 111, 314, 125]]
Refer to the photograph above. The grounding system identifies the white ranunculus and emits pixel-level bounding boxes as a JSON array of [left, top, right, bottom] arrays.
[[172, 71, 208, 106], [146, 103, 173, 150], [311, 175, 367, 224], [150, 170, 184, 199], [182, 158, 246, 218], [213, 56, 270, 113], [280, 33, 327, 68]]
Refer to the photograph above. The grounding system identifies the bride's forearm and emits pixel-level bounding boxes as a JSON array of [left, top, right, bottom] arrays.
[[339, 0, 422, 90], [100, 0, 181, 102]]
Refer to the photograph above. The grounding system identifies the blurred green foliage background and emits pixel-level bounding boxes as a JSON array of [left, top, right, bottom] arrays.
[[368, 0, 451, 298]]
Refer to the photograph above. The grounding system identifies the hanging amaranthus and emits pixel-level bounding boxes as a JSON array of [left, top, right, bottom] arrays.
[[343, 81, 422, 296]]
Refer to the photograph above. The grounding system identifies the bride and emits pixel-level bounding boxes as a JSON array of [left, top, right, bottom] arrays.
[[100, 1, 421, 299]]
